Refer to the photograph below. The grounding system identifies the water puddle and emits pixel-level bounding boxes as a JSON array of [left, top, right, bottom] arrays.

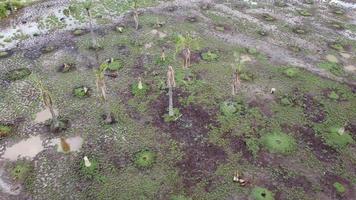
[[34, 108, 58, 123], [1, 135, 83, 161], [1, 136, 44, 161]]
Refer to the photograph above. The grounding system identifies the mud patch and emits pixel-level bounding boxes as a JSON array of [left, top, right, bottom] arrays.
[[293, 125, 337, 162], [228, 135, 253, 162], [302, 94, 326, 123], [151, 90, 226, 191]]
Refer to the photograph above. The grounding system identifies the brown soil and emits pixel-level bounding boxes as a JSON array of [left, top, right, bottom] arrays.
[[302, 94, 326, 123], [293, 125, 338, 162], [151, 89, 227, 191], [228, 135, 254, 163]]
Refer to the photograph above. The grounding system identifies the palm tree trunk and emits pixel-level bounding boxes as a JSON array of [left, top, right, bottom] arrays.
[[86, 9, 97, 49], [168, 86, 173, 116]]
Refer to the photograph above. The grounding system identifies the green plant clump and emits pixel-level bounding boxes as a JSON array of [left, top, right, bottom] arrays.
[[11, 162, 32, 181], [131, 82, 149, 97], [73, 86, 90, 98], [323, 127, 353, 149], [106, 59, 124, 71], [284, 68, 299, 78], [80, 158, 103, 181], [0, 123, 12, 138], [333, 182, 346, 193], [328, 91, 339, 100], [298, 10, 312, 16], [220, 101, 246, 116], [163, 108, 182, 122], [134, 149, 156, 169], [201, 51, 219, 61], [251, 187, 275, 200], [260, 132, 296, 155], [318, 61, 344, 76], [329, 43, 344, 51], [6, 68, 31, 81]]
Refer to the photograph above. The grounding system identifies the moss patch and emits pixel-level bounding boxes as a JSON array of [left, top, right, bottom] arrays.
[[251, 187, 275, 200], [261, 131, 296, 155], [333, 182, 346, 193], [323, 127, 353, 149]]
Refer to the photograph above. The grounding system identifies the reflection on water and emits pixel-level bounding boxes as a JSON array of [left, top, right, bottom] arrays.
[[1, 135, 83, 161], [34, 108, 58, 123]]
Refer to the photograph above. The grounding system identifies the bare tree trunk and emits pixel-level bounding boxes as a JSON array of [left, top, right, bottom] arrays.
[[86, 9, 97, 49], [134, 11, 139, 30], [168, 86, 173, 116]]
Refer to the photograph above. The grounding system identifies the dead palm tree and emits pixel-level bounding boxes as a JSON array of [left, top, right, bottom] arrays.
[[83, 0, 98, 49], [167, 66, 176, 116], [96, 61, 113, 124]]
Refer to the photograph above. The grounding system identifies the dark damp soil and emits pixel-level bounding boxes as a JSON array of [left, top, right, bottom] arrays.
[[345, 122, 356, 141], [228, 135, 254, 163], [151, 89, 227, 191], [302, 94, 326, 123], [322, 173, 355, 200], [273, 166, 313, 194], [130, 54, 147, 77], [293, 125, 338, 162], [248, 98, 274, 117]]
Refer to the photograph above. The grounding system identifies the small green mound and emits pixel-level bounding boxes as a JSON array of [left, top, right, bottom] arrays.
[[201, 51, 219, 61], [131, 82, 149, 97], [0, 123, 12, 138], [251, 187, 275, 200], [80, 158, 102, 181], [6, 68, 31, 81], [318, 61, 344, 76], [73, 86, 90, 98], [239, 71, 255, 81], [134, 149, 156, 169], [106, 59, 124, 71], [328, 91, 339, 100], [323, 127, 353, 149], [220, 101, 246, 116], [333, 182, 346, 193], [284, 68, 299, 78], [163, 108, 182, 123], [261, 132, 296, 155], [11, 161, 32, 181], [298, 10, 312, 16]]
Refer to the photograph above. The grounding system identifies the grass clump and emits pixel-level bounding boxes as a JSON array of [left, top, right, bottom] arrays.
[[134, 149, 156, 169], [318, 61, 344, 76], [6, 68, 31, 81], [284, 68, 299, 78], [333, 182, 346, 193], [329, 42, 344, 51], [73, 86, 90, 98], [0, 123, 12, 138], [10, 161, 32, 181], [80, 158, 105, 181], [106, 59, 124, 72], [201, 51, 219, 62], [261, 131, 296, 155], [131, 81, 149, 97], [323, 127, 353, 149], [327, 91, 339, 100], [251, 187, 275, 200], [163, 108, 181, 122], [261, 14, 276, 21], [220, 100, 246, 116]]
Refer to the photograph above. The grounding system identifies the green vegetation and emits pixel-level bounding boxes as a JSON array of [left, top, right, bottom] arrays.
[[0, 50, 9, 58], [323, 127, 353, 149], [163, 108, 181, 122], [0, 123, 12, 138], [260, 132, 296, 155], [318, 61, 344, 76], [10, 161, 33, 181], [251, 187, 275, 200], [201, 51, 219, 61], [6, 68, 31, 81], [106, 59, 124, 71], [80, 157, 105, 182], [327, 91, 339, 100], [134, 149, 156, 169], [284, 67, 299, 78], [131, 81, 149, 97], [329, 42, 344, 51], [261, 14, 276, 21], [333, 182, 346, 193], [171, 195, 192, 200], [73, 86, 90, 98], [298, 10, 312, 16], [220, 100, 246, 116]]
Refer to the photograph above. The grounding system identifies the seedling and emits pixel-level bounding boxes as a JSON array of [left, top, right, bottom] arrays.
[[175, 34, 197, 70], [83, 156, 92, 167], [134, 149, 156, 169], [161, 49, 166, 62]]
